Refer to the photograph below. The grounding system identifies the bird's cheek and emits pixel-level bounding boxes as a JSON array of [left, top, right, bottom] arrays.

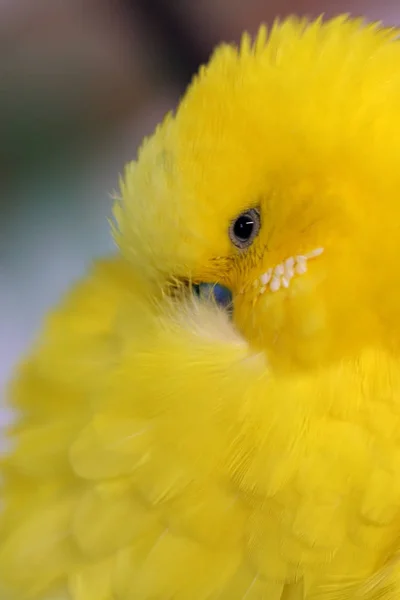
[[233, 281, 329, 368]]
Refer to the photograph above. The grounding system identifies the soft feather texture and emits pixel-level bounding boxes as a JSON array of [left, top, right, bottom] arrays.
[[3, 15, 400, 600]]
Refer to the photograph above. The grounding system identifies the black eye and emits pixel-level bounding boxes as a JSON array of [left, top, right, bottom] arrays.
[[229, 208, 261, 249]]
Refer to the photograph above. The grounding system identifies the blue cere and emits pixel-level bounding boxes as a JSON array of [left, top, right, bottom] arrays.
[[193, 283, 233, 312]]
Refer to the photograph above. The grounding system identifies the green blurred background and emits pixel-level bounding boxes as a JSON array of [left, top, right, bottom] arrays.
[[1, 0, 399, 404]]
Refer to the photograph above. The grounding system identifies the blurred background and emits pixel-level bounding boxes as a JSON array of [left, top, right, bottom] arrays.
[[1, 0, 400, 400]]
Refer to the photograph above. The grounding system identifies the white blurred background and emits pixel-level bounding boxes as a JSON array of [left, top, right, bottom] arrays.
[[1, 0, 400, 401]]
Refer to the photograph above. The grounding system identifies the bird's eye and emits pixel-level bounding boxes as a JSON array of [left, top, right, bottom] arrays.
[[229, 208, 261, 249]]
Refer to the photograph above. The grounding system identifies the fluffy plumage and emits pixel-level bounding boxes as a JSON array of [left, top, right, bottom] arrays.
[[3, 15, 400, 600]]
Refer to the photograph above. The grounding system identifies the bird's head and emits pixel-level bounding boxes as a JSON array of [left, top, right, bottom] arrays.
[[114, 16, 400, 371]]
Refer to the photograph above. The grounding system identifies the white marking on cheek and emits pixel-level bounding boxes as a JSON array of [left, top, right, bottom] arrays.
[[285, 257, 295, 268], [305, 247, 324, 259], [274, 264, 284, 277], [281, 277, 290, 288], [295, 262, 307, 275], [260, 268, 272, 285], [294, 255, 308, 275], [253, 247, 324, 295], [270, 276, 281, 292], [284, 257, 295, 279]]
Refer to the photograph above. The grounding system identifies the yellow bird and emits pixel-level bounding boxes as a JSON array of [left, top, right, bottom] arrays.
[[3, 14, 400, 600]]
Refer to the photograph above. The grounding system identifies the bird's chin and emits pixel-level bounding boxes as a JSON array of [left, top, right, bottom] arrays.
[[185, 271, 327, 370], [233, 285, 284, 350]]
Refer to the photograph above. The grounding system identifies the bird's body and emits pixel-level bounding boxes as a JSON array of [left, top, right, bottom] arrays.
[[3, 15, 400, 600]]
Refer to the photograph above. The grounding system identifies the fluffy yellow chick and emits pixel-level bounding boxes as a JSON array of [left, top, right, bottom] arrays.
[[4, 14, 400, 600]]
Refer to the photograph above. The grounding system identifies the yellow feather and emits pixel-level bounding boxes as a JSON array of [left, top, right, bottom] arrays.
[[5, 14, 400, 600]]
